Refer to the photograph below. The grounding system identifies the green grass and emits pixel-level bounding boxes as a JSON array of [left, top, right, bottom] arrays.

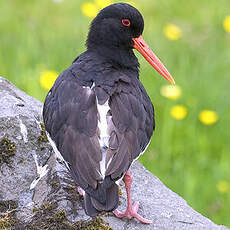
[[1, 0, 230, 227]]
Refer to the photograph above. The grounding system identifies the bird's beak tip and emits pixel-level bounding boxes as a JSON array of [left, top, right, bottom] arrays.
[[132, 35, 175, 85], [169, 77, 176, 85]]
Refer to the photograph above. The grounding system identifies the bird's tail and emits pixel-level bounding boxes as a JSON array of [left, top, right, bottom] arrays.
[[84, 181, 119, 217]]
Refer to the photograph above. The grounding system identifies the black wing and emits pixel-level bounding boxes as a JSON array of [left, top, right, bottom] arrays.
[[94, 78, 155, 181], [43, 69, 102, 191]]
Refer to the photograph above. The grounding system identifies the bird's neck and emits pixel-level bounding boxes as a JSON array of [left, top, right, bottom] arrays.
[[87, 46, 140, 71]]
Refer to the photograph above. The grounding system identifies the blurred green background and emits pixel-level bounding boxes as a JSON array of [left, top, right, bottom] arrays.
[[0, 0, 229, 227]]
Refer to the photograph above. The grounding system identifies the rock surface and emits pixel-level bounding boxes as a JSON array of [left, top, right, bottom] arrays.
[[0, 76, 229, 230]]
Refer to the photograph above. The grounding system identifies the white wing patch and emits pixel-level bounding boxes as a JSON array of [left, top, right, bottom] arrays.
[[96, 96, 113, 179], [97, 100, 110, 148], [97, 99, 110, 179], [134, 140, 151, 162], [46, 132, 70, 170]]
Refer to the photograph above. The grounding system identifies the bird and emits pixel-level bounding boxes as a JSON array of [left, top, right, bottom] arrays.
[[43, 3, 175, 224]]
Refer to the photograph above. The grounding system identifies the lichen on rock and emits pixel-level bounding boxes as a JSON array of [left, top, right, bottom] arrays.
[[28, 202, 112, 230], [37, 122, 48, 144], [0, 200, 18, 229], [0, 136, 16, 168]]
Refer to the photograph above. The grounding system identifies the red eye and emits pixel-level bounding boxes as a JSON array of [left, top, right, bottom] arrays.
[[122, 19, 131, 27]]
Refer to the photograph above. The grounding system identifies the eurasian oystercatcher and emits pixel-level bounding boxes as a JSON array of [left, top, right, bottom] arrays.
[[43, 3, 174, 224]]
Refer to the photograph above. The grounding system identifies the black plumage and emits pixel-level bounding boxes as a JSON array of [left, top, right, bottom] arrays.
[[43, 49, 154, 213], [43, 3, 174, 221]]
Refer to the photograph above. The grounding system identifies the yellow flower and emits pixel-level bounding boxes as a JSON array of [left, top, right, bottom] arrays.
[[81, 2, 99, 18], [160, 85, 182, 100], [217, 181, 229, 194], [40, 71, 58, 90], [223, 16, 230, 33], [199, 110, 218, 125], [94, 0, 113, 9], [170, 105, 187, 120], [163, 24, 182, 40]]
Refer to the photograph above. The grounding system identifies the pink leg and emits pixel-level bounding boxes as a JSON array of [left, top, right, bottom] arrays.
[[113, 170, 152, 224], [77, 187, 84, 196]]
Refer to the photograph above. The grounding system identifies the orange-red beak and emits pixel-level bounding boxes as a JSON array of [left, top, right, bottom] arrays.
[[132, 35, 175, 85]]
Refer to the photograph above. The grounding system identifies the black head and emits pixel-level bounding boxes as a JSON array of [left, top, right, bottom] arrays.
[[85, 3, 175, 84], [86, 3, 144, 68]]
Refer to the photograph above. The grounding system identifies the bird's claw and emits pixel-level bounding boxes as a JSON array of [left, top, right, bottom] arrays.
[[113, 201, 152, 224]]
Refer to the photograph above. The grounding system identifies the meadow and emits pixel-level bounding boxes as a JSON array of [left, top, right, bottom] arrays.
[[0, 0, 229, 227]]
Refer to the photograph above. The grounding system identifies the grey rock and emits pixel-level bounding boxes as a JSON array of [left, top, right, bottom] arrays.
[[0, 76, 229, 230]]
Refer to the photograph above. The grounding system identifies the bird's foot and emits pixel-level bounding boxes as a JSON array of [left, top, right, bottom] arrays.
[[77, 187, 85, 196], [113, 201, 152, 224]]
